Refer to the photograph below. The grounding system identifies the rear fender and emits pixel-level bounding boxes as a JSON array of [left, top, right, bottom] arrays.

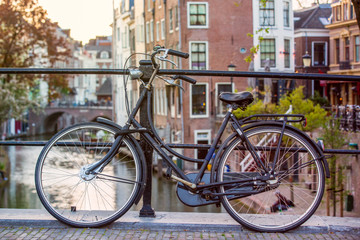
[[212, 122, 330, 179]]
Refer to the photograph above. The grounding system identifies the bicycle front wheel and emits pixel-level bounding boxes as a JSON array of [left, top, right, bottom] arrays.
[[35, 122, 142, 227], [217, 126, 325, 232]]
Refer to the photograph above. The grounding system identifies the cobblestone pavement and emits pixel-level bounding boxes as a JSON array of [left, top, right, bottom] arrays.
[[0, 227, 359, 240]]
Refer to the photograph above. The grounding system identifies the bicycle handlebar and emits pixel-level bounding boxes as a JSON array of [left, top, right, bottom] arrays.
[[173, 75, 197, 84], [167, 49, 189, 59]]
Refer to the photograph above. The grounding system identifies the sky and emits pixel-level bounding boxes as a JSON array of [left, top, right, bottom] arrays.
[[38, 0, 113, 44], [37, 0, 326, 44]]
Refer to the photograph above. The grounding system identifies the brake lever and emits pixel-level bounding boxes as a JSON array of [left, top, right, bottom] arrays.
[[155, 55, 178, 68], [156, 76, 185, 91]]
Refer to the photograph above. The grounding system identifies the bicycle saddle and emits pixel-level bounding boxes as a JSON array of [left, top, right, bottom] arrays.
[[219, 91, 254, 107]]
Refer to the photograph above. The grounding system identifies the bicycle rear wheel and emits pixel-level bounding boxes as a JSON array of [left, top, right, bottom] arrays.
[[35, 122, 142, 227], [217, 125, 325, 232]]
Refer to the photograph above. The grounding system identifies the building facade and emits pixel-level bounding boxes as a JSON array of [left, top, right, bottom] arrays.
[[252, 0, 295, 103], [294, 4, 331, 98], [112, 0, 295, 170], [326, 0, 360, 106]]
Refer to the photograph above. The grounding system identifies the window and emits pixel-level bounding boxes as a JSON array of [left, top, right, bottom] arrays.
[[150, 20, 154, 42], [335, 39, 340, 64], [344, 3, 348, 21], [194, 130, 211, 169], [136, 24, 144, 42], [175, 5, 179, 29], [335, 6, 341, 21], [284, 39, 290, 68], [190, 42, 208, 70], [117, 27, 120, 41], [351, 4, 354, 19], [146, 22, 150, 43], [355, 36, 360, 62], [161, 19, 165, 40], [177, 87, 181, 116], [169, 8, 173, 32], [260, 39, 276, 67], [312, 42, 327, 66], [156, 21, 160, 41], [100, 51, 109, 59], [188, 2, 208, 28], [345, 37, 350, 61], [216, 83, 232, 116], [283, 2, 290, 27], [260, 0, 275, 26], [191, 83, 208, 117]]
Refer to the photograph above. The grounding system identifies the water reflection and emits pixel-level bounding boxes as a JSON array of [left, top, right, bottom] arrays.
[[0, 142, 220, 213]]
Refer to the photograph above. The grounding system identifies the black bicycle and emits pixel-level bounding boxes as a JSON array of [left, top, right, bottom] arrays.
[[35, 48, 329, 232]]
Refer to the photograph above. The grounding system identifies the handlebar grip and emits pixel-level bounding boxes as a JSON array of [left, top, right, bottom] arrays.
[[167, 49, 189, 59], [174, 75, 197, 84]]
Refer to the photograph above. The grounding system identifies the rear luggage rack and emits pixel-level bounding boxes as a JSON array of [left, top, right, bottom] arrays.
[[241, 114, 306, 124]]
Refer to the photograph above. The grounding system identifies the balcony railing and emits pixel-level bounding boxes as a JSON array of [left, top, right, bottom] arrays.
[[339, 61, 351, 70]]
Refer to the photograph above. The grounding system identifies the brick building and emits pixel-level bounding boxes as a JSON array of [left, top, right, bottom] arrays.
[[113, 1, 296, 170], [294, 4, 331, 98], [326, 0, 360, 106]]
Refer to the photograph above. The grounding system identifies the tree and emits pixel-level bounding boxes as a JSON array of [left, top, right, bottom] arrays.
[[234, 86, 328, 132], [0, 0, 71, 125]]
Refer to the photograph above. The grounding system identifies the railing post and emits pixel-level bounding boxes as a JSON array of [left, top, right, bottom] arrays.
[[138, 60, 156, 217]]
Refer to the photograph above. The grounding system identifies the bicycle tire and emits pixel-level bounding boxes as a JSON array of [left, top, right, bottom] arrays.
[[217, 125, 325, 232], [35, 122, 142, 228]]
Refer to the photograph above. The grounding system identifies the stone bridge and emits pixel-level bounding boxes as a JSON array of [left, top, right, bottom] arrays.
[[28, 106, 113, 135]]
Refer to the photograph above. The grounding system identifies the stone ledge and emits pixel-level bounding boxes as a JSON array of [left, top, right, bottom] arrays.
[[0, 209, 359, 234]]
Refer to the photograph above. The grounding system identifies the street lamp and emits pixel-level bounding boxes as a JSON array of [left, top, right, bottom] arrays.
[[228, 64, 236, 92], [302, 51, 311, 69], [302, 51, 312, 97]]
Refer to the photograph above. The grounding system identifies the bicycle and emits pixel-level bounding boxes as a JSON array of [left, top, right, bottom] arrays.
[[35, 47, 330, 232]]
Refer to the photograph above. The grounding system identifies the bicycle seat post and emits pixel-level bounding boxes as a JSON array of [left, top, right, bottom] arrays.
[[138, 60, 156, 218]]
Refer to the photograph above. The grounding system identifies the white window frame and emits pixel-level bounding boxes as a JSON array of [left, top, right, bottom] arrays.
[[194, 129, 211, 164], [187, 2, 209, 29], [146, 21, 150, 43], [150, 19, 154, 42], [284, 38, 291, 69], [189, 41, 209, 70], [215, 82, 232, 117], [190, 82, 209, 118], [100, 51, 109, 59], [147, 0, 152, 11], [161, 19, 165, 40], [312, 41, 328, 67], [156, 21, 160, 41], [169, 8, 174, 33]]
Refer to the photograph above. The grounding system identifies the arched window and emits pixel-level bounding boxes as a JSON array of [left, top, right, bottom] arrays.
[[100, 51, 109, 59]]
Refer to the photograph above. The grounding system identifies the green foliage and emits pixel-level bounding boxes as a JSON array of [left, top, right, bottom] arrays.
[[0, 78, 40, 124], [321, 119, 346, 150], [0, 0, 71, 124], [233, 86, 328, 132], [310, 91, 330, 107]]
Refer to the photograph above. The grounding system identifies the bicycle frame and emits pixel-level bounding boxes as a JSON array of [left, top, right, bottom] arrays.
[[87, 83, 273, 192]]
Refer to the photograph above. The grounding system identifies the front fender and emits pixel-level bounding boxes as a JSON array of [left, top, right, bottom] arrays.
[[96, 117, 147, 204]]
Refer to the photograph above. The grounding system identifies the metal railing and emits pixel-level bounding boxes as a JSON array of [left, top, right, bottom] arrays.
[[1, 67, 360, 216]]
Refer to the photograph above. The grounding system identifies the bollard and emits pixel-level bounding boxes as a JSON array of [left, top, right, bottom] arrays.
[[138, 60, 156, 217]]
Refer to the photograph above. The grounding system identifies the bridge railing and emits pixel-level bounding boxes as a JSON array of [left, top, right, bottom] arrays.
[[0, 67, 360, 216]]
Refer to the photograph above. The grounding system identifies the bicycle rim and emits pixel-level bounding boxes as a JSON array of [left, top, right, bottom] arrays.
[[35, 123, 141, 227], [218, 126, 324, 232]]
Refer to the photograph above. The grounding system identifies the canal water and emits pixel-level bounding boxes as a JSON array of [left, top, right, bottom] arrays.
[[0, 137, 221, 213]]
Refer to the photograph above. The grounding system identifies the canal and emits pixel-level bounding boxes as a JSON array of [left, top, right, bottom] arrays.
[[0, 137, 221, 213]]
